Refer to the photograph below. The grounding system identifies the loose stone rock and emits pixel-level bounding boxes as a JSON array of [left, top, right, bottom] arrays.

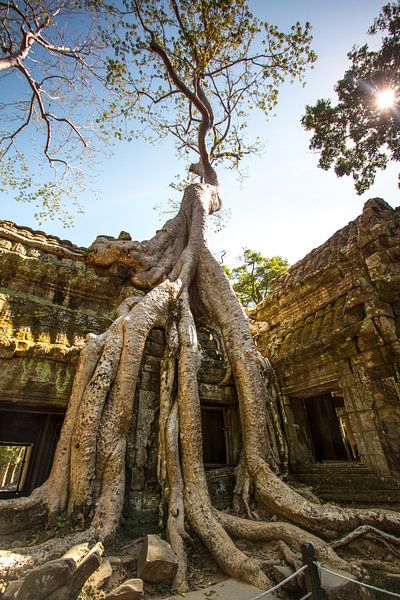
[[84, 558, 113, 590], [137, 534, 178, 584], [105, 578, 144, 599], [45, 542, 103, 600], [61, 542, 90, 568], [15, 557, 75, 600], [320, 565, 373, 599]]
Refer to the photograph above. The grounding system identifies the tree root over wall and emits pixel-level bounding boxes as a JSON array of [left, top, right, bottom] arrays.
[[1, 182, 400, 592]]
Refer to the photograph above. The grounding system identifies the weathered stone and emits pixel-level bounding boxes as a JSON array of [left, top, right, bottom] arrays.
[[137, 534, 178, 584], [45, 542, 103, 600], [15, 557, 75, 600], [105, 578, 144, 599], [61, 542, 89, 568], [320, 564, 373, 599], [271, 565, 298, 592], [84, 558, 113, 590], [121, 554, 137, 568], [249, 201, 400, 498], [107, 556, 122, 568]]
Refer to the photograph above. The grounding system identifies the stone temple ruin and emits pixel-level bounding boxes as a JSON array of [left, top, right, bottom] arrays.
[[0, 197, 399, 536]]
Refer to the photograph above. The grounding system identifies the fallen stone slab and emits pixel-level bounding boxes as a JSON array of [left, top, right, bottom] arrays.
[[166, 578, 276, 600], [61, 542, 90, 568], [271, 565, 299, 593], [137, 534, 178, 584], [319, 564, 373, 600], [105, 578, 144, 599], [15, 557, 76, 600], [45, 542, 104, 600], [84, 558, 113, 590]]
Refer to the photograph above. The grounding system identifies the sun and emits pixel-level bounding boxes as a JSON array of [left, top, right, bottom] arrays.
[[376, 88, 396, 109]]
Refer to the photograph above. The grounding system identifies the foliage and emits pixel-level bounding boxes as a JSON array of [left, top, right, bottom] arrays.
[[302, 2, 400, 194], [103, 0, 317, 175], [0, 0, 115, 224], [0, 444, 24, 469], [1, 0, 317, 223], [224, 248, 288, 307], [0, 579, 9, 595]]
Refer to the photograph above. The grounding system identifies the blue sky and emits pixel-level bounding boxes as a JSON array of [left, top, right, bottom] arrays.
[[1, 0, 398, 267]]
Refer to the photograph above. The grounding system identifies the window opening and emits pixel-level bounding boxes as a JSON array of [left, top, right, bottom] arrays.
[[201, 406, 228, 466], [0, 443, 32, 493], [304, 393, 358, 462], [0, 405, 65, 497]]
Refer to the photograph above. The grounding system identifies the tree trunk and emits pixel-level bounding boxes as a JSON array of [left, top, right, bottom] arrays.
[[0, 181, 399, 590]]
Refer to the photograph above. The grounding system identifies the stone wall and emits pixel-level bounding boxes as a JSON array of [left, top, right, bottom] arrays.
[[0, 221, 134, 409], [2, 199, 399, 511], [0, 221, 239, 516], [250, 199, 400, 498], [124, 329, 239, 536]]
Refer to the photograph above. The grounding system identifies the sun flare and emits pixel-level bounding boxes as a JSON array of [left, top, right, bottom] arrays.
[[376, 88, 396, 109]]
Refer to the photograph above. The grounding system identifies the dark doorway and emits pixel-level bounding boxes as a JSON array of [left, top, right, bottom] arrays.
[[201, 406, 228, 465], [304, 394, 349, 461], [0, 404, 64, 498]]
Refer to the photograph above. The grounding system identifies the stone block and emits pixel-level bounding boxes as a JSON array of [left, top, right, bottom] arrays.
[[271, 565, 298, 592], [355, 318, 382, 351], [107, 556, 122, 568], [84, 558, 113, 590], [357, 410, 377, 432], [343, 303, 365, 325], [365, 300, 395, 318], [362, 364, 395, 383], [367, 453, 391, 475], [198, 382, 236, 404], [148, 328, 164, 345], [380, 341, 400, 366], [351, 349, 383, 371], [329, 339, 358, 360], [105, 578, 144, 599], [319, 564, 373, 599], [45, 542, 103, 600], [137, 534, 178, 584], [142, 355, 161, 373], [61, 543, 89, 568], [143, 339, 164, 358], [15, 557, 76, 600], [392, 300, 400, 316], [373, 315, 397, 344], [139, 371, 159, 392]]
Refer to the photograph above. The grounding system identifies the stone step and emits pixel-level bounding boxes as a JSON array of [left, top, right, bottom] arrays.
[[293, 462, 400, 504], [296, 461, 370, 473]]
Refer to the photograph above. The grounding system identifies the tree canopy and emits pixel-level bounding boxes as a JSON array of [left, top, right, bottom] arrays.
[[224, 248, 288, 308], [0, 0, 317, 224], [302, 2, 400, 195], [106, 0, 316, 180]]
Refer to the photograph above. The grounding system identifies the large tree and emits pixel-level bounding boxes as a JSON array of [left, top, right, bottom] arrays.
[[1, 1, 400, 595], [302, 2, 400, 194]]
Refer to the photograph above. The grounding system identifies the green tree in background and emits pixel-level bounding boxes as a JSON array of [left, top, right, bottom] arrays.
[[225, 248, 288, 308], [302, 2, 400, 194]]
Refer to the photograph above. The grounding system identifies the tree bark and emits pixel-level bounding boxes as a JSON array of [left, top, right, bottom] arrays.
[[0, 181, 399, 591]]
